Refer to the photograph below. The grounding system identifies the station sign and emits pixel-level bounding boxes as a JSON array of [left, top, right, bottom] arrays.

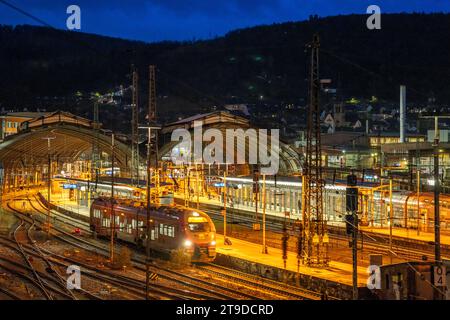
[[434, 265, 446, 287], [63, 183, 77, 189]]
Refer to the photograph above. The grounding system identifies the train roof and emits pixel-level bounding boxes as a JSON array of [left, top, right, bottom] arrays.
[[92, 197, 207, 220]]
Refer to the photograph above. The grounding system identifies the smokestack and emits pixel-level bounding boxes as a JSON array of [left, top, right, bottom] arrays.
[[400, 85, 406, 143]]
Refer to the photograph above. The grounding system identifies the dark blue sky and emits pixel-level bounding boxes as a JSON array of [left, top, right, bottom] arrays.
[[1, 0, 449, 42]]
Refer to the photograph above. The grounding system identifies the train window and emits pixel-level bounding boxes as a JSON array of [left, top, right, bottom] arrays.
[[168, 226, 175, 237], [188, 222, 211, 232], [159, 224, 175, 237], [127, 224, 132, 234], [93, 209, 101, 218]]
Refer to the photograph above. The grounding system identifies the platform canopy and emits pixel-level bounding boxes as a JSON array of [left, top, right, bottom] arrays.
[[0, 110, 132, 172], [160, 111, 302, 175]]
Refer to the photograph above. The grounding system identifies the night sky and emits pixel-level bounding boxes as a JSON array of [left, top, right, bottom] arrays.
[[1, 0, 449, 42]]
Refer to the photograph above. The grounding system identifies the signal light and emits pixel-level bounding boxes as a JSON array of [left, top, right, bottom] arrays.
[[346, 187, 358, 212], [347, 174, 357, 186], [345, 214, 358, 235]]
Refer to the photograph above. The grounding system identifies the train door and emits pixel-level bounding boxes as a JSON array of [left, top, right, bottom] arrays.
[[91, 207, 103, 230], [150, 221, 158, 241], [102, 215, 110, 235], [420, 209, 427, 232], [117, 213, 127, 240]]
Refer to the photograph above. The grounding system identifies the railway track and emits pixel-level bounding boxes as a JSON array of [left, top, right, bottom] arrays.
[[198, 201, 449, 263], [10, 201, 214, 300], [0, 235, 103, 300], [11, 214, 55, 300], [22, 210, 79, 300], [12, 194, 348, 300], [330, 232, 449, 263], [4, 203, 104, 300], [0, 286, 22, 300], [133, 264, 259, 300], [196, 264, 334, 300], [0, 249, 81, 300], [28, 196, 264, 299], [5, 197, 249, 300]]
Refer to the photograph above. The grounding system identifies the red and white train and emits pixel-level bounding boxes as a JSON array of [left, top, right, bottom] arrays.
[[90, 197, 217, 263]]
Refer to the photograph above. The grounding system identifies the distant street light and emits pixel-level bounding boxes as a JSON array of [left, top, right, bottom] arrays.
[[42, 136, 55, 238]]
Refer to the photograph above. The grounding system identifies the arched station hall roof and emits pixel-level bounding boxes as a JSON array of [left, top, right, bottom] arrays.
[[0, 110, 132, 172], [159, 111, 302, 175]]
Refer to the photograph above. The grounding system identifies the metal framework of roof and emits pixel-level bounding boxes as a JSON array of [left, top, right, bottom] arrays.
[[159, 111, 302, 175], [0, 111, 133, 171]]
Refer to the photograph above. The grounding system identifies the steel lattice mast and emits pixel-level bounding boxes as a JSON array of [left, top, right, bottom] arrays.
[[302, 34, 328, 267], [131, 66, 140, 185], [148, 65, 157, 124], [92, 100, 100, 189], [148, 65, 159, 199], [144, 65, 160, 299]]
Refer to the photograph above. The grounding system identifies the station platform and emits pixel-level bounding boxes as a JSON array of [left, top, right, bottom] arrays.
[[51, 199, 90, 217], [215, 233, 367, 287], [360, 225, 450, 247], [176, 192, 450, 248], [175, 192, 289, 219]]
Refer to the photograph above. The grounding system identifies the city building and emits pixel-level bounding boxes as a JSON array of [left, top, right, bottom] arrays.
[[0, 111, 50, 140]]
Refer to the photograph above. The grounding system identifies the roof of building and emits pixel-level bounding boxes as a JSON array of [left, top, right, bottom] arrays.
[[322, 132, 369, 148], [4, 111, 51, 119], [162, 110, 250, 134], [367, 132, 426, 137]]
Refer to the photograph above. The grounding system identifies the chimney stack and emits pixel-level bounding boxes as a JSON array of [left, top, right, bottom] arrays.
[[400, 85, 406, 143]]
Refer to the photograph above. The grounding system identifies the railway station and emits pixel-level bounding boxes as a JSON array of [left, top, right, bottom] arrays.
[[0, 3, 449, 304], [0, 109, 447, 301]]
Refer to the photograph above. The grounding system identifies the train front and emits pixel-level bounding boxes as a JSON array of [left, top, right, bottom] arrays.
[[182, 209, 216, 263]]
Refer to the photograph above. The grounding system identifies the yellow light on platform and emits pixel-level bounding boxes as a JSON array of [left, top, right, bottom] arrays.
[[323, 233, 329, 243]]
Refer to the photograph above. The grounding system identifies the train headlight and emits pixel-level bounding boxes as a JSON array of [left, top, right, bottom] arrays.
[[184, 240, 193, 247], [210, 240, 216, 246]]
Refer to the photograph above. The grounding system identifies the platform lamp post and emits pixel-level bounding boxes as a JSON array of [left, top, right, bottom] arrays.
[[42, 136, 55, 238], [139, 122, 161, 300], [420, 114, 450, 300], [223, 170, 227, 244], [110, 133, 116, 265], [389, 177, 393, 264], [262, 174, 268, 254], [222, 169, 232, 246]]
